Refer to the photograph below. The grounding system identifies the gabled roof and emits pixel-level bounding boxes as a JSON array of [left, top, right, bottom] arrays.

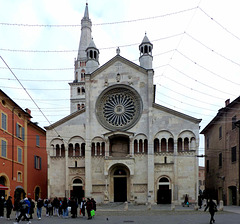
[[153, 102, 202, 124], [201, 95, 240, 134], [44, 108, 85, 130], [90, 54, 152, 79]]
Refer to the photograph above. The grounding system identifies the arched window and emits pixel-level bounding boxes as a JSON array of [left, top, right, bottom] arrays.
[[81, 70, 85, 81], [159, 177, 169, 182], [94, 51, 97, 59], [161, 138, 167, 152], [61, 144, 65, 157], [184, 138, 189, 151], [144, 139, 148, 154], [97, 142, 100, 155], [81, 143, 85, 157], [73, 179, 82, 184], [77, 87, 80, 95], [90, 50, 93, 59], [154, 138, 159, 153], [114, 169, 126, 175], [82, 87, 85, 94], [69, 144, 73, 157], [56, 144, 60, 157], [134, 139, 138, 153], [75, 143, 80, 156], [168, 138, 174, 152], [144, 45, 148, 54], [77, 104, 81, 110], [91, 143, 95, 156], [102, 142, 105, 156], [139, 139, 143, 153], [81, 104, 85, 109], [177, 138, 182, 151]]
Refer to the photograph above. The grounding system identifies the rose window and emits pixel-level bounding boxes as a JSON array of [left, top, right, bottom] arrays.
[[96, 85, 142, 131]]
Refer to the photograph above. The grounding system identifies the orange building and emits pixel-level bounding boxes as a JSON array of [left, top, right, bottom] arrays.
[[0, 90, 47, 201]]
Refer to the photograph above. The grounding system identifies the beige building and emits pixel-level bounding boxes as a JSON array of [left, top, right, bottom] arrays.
[[201, 98, 240, 205], [45, 3, 201, 205], [199, 166, 205, 194]]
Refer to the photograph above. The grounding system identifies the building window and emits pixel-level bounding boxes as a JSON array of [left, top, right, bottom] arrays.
[[34, 156, 42, 170], [36, 135, 40, 147], [231, 146, 237, 162], [1, 113, 7, 131], [18, 147, 22, 163], [16, 123, 24, 140], [17, 172, 22, 182], [1, 139, 7, 157], [219, 126, 222, 139], [232, 116, 237, 130], [219, 153, 222, 167]]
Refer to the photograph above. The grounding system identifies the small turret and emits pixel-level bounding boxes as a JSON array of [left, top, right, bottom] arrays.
[[86, 38, 100, 74], [139, 33, 153, 69]]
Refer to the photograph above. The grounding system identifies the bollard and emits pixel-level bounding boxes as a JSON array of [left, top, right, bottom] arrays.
[[219, 200, 223, 211], [147, 202, 151, 210], [124, 201, 128, 211], [171, 203, 175, 211]]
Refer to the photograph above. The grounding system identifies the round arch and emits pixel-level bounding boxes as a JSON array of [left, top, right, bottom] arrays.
[[70, 177, 84, 203], [156, 176, 172, 204]]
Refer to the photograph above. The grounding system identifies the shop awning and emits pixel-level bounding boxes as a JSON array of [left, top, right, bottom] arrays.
[[0, 184, 8, 190]]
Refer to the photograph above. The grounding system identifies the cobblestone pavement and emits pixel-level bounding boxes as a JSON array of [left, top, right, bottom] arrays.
[[0, 204, 239, 224]]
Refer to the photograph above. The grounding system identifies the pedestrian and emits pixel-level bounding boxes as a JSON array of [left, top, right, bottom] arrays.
[[61, 197, 68, 218], [14, 199, 31, 224], [28, 198, 35, 219], [48, 199, 53, 217], [36, 198, 44, 220], [198, 194, 203, 209], [91, 198, 96, 211], [80, 197, 86, 217], [69, 197, 78, 218], [53, 197, 60, 216], [13, 198, 20, 220], [6, 196, 13, 220], [204, 197, 217, 224], [59, 198, 62, 216], [184, 194, 189, 207], [0, 196, 5, 218], [86, 198, 93, 220]]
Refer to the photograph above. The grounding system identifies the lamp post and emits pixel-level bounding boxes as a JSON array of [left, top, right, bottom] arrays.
[[234, 120, 240, 206]]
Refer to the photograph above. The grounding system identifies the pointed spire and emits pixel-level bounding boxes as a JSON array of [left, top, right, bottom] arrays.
[[84, 3, 89, 19]]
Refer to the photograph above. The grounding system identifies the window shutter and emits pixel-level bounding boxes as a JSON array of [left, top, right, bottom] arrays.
[[34, 155, 36, 169], [40, 157, 42, 170], [16, 123, 19, 137], [22, 127, 25, 141]]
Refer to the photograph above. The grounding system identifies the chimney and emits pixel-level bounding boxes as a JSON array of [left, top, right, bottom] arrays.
[[25, 108, 31, 120], [225, 99, 230, 106]]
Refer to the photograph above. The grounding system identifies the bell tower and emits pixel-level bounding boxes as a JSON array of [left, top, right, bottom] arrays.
[[139, 33, 153, 70], [69, 3, 92, 113]]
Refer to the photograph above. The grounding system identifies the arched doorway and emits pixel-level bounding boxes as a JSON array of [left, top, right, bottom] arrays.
[[114, 168, 127, 202], [228, 186, 237, 205], [0, 176, 8, 198], [71, 179, 84, 204], [157, 177, 171, 204], [34, 187, 40, 201], [14, 186, 25, 199]]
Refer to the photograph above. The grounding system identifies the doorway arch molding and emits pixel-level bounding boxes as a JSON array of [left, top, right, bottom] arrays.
[[104, 160, 134, 176]]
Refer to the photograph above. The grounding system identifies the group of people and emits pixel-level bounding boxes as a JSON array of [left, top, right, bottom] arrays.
[[0, 195, 97, 222]]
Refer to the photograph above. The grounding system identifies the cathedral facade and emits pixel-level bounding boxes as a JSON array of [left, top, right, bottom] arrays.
[[45, 4, 201, 205]]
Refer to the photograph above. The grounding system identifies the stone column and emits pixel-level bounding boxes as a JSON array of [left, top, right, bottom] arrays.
[[65, 142, 69, 197], [173, 140, 178, 202]]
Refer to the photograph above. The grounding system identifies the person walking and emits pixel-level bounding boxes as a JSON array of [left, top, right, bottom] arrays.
[[6, 196, 13, 220], [28, 198, 35, 219], [14, 199, 31, 224], [86, 198, 93, 220], [69, 197, 78, 218], [14, 198, 20, 221], [36, 198, 44, 220], [204, 198, 217, 224], [0, 196, 5, 218]]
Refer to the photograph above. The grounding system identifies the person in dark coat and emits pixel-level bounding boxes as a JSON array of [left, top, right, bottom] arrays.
[[69, 198, 77, 218], [28, 198, 35, 219], [61, 197, 68, 218], [14, 197, 21, 220], [91, 198, 96, 211], [15, 199, 30, 224], [80, 197, 86, 217], [85, 198, 93, 220], [204, 198, 217, 224], [6, 196, 13, 220], [36, 198, 44, 219], [0, 196, 5, 218]]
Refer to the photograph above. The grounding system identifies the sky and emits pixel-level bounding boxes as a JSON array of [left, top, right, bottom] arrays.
[[1, 0, 240, 165]]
